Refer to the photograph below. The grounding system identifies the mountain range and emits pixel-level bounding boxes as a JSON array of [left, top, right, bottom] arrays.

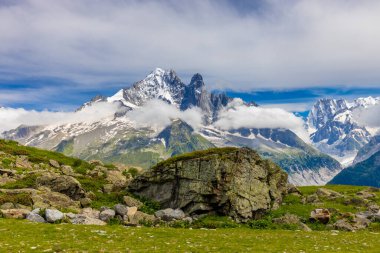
[[2, 68, 380, 186]]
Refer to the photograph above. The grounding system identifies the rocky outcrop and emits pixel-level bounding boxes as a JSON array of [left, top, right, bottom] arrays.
[[36, 173, 85, 200], [129, 147, 288, 222]]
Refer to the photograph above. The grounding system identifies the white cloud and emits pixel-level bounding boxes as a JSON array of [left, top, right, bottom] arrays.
[[214, 99, 309, 142], [1, 0, 380, 92], [0, 102, 121, 133], [353, 104, 380, 131], [127, 99, 203, 130]]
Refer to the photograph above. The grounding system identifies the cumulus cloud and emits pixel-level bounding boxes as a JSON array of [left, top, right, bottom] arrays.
[[0, 102, 121, 133], [127, 99, 203, 130], [214, 99, 309, 141], [353, 104, 380, 132], [1, 0, 380, 94]]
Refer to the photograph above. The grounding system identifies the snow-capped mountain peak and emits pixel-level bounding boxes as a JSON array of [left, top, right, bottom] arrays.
[[121, 68, 186, 108], [307, 96, 379, 166]]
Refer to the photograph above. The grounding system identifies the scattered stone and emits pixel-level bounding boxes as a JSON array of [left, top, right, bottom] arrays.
[[15, 156, 32, 169], [287, 184, 302, 196], [299, 222, 312, 232], [273, 213, 300, 225], [60, 165, 74, 175], [99, 209, 115, 222], [356, 190, 376, 199], [353, 216, 371, 229], [310, 209, 330, 224], [126, 206, 138, 217], [343, 197, 367, 206], [0, 209, 30, 219], [71, 215, 107, 225], [79, 197, 92, 208], [367, 204, 379, 214], [85, 191, 97, 200], [45, 209, 64, 223], [49, 159, 60, 168], [316, 188, 343, 199], [102, 184, 113, 194], [306, 194, 319, 204], [155, 208, 186, 221], [114, 204, 129, 216], [123, 196, 143, 208], [81, 208, 100, 219], [65, 212, 76, 219], [26, 212, 45, 223], [182, 217, 193, 223], [273, 213, 311, 231], [333, 219, 355, 231], [89, 160, 104, 166], [0, 202, 15, 210], [125, 211, 156, 226]]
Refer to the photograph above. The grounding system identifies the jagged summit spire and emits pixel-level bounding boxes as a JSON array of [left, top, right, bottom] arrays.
[[190, 73, 203, 82]]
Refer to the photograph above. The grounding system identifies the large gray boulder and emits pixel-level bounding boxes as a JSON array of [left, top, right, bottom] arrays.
[[129, 147, 288, 222], [36, 173, 85, 200]]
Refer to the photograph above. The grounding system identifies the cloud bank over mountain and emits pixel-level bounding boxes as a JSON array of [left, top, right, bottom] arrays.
[[214, 99, 309, 141], [0, 102, 121, 133], [1, 0, 380, 96], [0, 98, 307, 142]]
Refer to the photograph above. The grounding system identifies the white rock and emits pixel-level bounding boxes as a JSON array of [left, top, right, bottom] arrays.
[[45, 209, 64, 223]]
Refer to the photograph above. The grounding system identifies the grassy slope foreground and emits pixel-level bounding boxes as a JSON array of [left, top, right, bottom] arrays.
[[1, 139, 380, 252], [0, 219, 379, 253]]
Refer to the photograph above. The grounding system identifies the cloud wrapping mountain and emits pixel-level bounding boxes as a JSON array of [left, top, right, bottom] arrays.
[[214, 98, 309, 142], [0, 102, 121, 133]]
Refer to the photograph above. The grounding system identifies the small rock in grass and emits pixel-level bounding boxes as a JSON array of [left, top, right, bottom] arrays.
[[80, 197, 92, 208], [155, 208, 185, 221], [123, 196, 143, 208], [114, 204, 129, 216], [99, 209, 115, 222], [333, 219, 355, 232], [26, 212, 45, 223], [49, 159, 60, 168], [45, 209, 64, 223]]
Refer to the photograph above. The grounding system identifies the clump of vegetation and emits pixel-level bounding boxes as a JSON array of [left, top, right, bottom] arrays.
[[1, 174, 38, 189], [0, 192, 32, 206], [123, 167, 139, 178]]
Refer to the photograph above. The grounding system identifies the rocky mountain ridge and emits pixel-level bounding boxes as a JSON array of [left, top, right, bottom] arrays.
[[1, 68, 343, 185]]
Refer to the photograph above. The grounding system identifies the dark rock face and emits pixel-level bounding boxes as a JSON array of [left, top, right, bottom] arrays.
[[129, 147, 288, 222]]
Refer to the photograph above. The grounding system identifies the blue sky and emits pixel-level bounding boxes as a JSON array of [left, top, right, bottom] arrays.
[[1, 0, 380, 111]]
